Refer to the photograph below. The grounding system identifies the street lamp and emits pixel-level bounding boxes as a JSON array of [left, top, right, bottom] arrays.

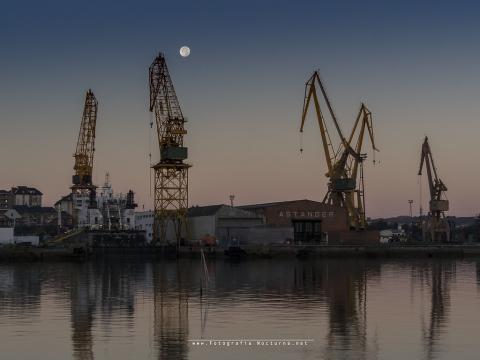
[[408, 200, 414, 240]]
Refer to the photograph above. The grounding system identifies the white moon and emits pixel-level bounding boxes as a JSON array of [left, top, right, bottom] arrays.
[[179, 46, 190, 57]]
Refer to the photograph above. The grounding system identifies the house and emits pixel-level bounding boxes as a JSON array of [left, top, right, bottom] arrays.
[[9, 206, 57, 227], [11, 186, 43, 207], [0, 190, 14, 210], [55, 194, 74, 217]]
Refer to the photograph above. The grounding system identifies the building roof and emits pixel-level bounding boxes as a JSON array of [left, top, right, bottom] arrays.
[[13, 205, 56, 214], [11, 186, 42, 196], [188, 204, 225, 217], [54, 194, 73, 206], [238, 199, 321, 209]]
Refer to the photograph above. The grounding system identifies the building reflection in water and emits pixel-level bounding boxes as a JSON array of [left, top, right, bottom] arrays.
[[0, 264, 42, 318], [69, 262, 145, 360]]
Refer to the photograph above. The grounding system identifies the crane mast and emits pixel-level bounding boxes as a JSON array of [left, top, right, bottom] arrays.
[[300, 71, 377, 230], [149, 53, 190, 245], [418, 136, 450, 242]]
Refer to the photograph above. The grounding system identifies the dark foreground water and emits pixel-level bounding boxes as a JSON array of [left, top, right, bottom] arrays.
[[1, 258, 479, 360]]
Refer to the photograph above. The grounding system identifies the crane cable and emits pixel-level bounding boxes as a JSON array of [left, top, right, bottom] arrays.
[[148, 111, 154, 198], [418, 174, 423, 217]]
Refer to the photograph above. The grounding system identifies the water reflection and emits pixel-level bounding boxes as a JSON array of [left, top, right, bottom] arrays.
[[70, 264, 96, 360], [421, 261, 455, 360], [0, 258, 476, 360], [0, 264, 41, 318], [153, 262, 189, 360]]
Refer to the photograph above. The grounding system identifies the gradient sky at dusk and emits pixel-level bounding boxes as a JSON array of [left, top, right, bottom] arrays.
[[1, 0, 480, 218]]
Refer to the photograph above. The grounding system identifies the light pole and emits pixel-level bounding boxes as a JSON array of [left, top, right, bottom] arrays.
[[408, 200, 414, 240]]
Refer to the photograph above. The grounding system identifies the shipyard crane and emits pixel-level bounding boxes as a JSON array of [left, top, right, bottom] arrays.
[[149, 53, 191, 245], [300, 71, 377, 230], [71, 90, 101, 228], [418, 136, 450, 242], [72, 89, 98, 192], [345, 103, 378, 228]]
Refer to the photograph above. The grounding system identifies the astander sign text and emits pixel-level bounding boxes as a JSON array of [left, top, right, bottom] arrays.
[[279, 211, 335, 218]]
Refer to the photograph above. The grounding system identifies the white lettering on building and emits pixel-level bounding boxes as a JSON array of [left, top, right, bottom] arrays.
[[278, 210, 335, 218]]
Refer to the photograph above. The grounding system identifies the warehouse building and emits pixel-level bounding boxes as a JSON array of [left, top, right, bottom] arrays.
[[135, 205, 263, 244], [239, 199, 348, 243], [188, 205, 264, 246]]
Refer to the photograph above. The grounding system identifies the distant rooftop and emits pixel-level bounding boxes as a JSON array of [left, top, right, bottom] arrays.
[[238, 199, 320, 209], [11, 186, 42, 196], [54, 194, 72, 205], [188, 204, 225, 217], [13, 205, 55, 214]]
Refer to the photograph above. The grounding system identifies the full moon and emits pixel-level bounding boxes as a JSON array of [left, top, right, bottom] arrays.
[[179, 46, 190, 57]]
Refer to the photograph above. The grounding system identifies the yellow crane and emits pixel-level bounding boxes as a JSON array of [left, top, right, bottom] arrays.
[[149, 53, 191, 245], [300, 71, 378, 230], [70, 90, 99, 228], [418, 136, 450, 241], [72, 89, 98, 191]]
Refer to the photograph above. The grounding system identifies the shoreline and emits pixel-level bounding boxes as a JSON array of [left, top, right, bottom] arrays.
[[2, 243, 480, 262]]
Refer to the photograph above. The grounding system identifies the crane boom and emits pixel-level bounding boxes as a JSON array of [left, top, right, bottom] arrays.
[[348, 103, 378, 180], [149, 55, 187, 153], [72, 90, 98, 188]]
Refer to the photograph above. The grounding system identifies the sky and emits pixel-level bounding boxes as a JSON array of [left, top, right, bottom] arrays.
[[1, 0, 480, 218]]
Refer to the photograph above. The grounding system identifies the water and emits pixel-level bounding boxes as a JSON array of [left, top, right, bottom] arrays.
[[1, 258, 480, 359]]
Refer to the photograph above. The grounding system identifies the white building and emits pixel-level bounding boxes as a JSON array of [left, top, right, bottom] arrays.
[[135, 211, 154, 242]]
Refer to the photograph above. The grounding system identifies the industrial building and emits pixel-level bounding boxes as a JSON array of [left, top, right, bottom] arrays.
[[239, 199, 348, 243], [135, 201, 352, 245], [188, 205, 263, 245], [136, 205, 264, 244]]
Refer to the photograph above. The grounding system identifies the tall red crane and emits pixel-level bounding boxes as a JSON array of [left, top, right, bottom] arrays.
[[149, 53, 191, 245]]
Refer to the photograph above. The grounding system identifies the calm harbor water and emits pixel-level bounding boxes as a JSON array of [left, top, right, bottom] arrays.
[[1, 258, 479, 359]]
